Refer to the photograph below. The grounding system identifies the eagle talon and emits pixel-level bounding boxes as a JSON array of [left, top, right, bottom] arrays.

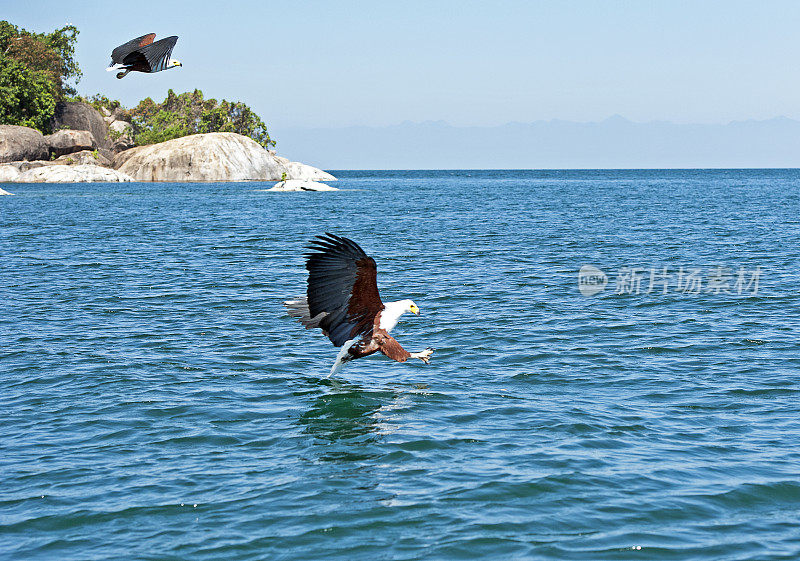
[[414, 347, 435, 364]]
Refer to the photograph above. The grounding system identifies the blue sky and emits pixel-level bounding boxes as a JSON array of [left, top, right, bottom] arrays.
[[6, 0, 800, 129]]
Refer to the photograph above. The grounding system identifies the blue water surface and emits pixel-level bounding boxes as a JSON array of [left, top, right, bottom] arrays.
[[2, 170, 800, 560]]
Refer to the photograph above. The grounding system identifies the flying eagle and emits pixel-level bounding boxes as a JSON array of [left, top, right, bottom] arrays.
[[285, 234, 434, 377], [107, 33, 181, 79]]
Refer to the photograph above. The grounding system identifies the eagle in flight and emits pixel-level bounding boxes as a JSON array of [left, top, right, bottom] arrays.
[[285, 234, 434, 377], [107, 33, 181, 79]]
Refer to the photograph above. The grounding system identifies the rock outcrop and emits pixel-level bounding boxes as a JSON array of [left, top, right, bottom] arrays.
[[108, 120, 134, 153], [111, 138, 134, 154], [267, 180, 338, 192], [1, 149, 110, 172], [114, 133, 281, 181], [51, 102, 109, 150], [45, 129, 97, 157], [0, 125, 49, 163], [53, 150, 111, 166], [0, 149, 110, 182], [3, 160, 59, 172], [0, 165, 22, 182], [1, 125, 333, 184], [109, 120, 133, 138], [16, 164, 133, 183], [113, 132, 335, 182]]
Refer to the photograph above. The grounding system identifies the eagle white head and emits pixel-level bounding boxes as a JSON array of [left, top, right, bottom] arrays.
[[379, 299, 420, 332], [169, 59, 182, 68]]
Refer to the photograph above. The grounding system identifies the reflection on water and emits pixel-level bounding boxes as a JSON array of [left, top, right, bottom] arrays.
[[298, 378, 398, 453]]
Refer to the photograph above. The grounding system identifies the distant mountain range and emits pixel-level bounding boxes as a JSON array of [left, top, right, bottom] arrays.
[[272, 116, 800, 170]]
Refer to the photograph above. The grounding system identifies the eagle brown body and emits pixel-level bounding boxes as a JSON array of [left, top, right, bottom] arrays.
[[285, 233, 433, 376], [349, 324, 412, 363]]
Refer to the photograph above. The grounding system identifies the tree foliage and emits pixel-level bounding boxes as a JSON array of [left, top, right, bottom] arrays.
[[0, 55, 58, 132], [129, 89, 275, 148], [0, 21, 81, 132]]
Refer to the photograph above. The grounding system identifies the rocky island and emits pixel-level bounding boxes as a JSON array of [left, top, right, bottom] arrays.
[[0, 102, 336, 189]]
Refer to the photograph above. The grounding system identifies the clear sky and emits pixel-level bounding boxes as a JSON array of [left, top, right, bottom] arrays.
[[5, 0, 800, 129]]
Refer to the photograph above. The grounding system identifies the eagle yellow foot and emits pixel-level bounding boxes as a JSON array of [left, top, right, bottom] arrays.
[[411, 348, 435, 364]]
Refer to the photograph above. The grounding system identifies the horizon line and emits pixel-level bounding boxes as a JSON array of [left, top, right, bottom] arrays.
[[279, 115, 800, 130], [324, 167, 800, 172]]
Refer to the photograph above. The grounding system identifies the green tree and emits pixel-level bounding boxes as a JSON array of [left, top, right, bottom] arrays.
[[130, 89, 275, 148], [0, 20, 81, 132], [0, 56, 58, 131]]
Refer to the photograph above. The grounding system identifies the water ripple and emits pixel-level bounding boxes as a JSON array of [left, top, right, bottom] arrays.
[[1, 171, 799, 560]]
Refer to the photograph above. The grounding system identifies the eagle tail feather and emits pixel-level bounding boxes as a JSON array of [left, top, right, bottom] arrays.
[[284, 297, 327, 329]]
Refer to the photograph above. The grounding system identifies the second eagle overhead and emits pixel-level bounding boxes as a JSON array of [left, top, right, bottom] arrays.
[[107, 33, 181, 79]]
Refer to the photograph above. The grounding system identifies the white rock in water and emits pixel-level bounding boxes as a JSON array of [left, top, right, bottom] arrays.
[[267, 180, 338, 192], [0, 164, 21, 182], [17, 164, 133, 183]]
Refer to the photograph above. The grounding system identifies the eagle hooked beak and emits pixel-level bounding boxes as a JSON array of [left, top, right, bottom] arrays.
[[409, 304, 420, 316]]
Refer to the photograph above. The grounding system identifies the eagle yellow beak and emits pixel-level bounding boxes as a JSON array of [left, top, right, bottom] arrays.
[[410, 304, 420, 315]]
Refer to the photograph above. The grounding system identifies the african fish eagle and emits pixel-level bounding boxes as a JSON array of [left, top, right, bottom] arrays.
[[107, 33, 181, 79], [285, 233, 434, 377]]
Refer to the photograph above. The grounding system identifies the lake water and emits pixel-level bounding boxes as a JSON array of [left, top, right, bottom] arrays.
[[2, 170, 800, 560]]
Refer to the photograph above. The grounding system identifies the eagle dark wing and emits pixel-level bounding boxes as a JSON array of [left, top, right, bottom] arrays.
[[110, 33, 156, 65], [304, 233, 384, 346], [139, 36, 178, 72]]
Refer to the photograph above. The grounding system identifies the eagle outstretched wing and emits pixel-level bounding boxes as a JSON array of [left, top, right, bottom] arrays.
[[110, 33, 156, 65], [140, 36, 178, 72], [303, 233, 385, 346]]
